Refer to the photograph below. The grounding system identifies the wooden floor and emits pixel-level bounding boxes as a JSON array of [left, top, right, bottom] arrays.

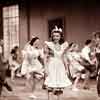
[[0, 77, 100, 100]]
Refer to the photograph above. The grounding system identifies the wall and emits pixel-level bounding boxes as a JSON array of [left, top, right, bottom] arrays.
[[19, 0, 100, 48], [19, 1, 28, 49], [0, 7, 3, 39]]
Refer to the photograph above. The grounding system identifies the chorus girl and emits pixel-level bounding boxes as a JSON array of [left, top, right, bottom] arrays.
[[21, 36, 44, 99], [65, 43, 84, 91], [44, 26, 72, 97]]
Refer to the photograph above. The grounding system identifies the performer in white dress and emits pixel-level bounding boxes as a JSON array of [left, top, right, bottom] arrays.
[[44, 26, 72, 95], [66, 43, 84, 91], [21, 37, 44, 77], [21, 36, 44, 99]]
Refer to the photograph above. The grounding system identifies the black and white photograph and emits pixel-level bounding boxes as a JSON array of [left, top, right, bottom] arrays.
[[0, 0, 100, 100]]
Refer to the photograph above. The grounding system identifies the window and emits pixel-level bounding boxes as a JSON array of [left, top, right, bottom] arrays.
[[3, 5, 19, 58]]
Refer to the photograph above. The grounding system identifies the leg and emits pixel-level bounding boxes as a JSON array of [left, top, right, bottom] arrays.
[[42, 75, 47, 89], [72, 73, 81, 91], [0, 83, 3, 96], [97, 64, 100, 96], [97, 72, 100, 97], [27, 73, 37, 99], [31, 74, 36, 93], [47, 89, 53, 100], [57, 94, 61, 100], [54, 89, 63, 100], [11, 69, 15, 80], [82, 69, 90, 89], [4, 81, 12, 91], [48, 90, 50, 100], [25, 73, 32, 90]]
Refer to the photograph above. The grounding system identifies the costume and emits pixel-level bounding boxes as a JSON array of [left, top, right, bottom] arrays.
[[66, 51, 84, 78], [44, 41, 72, 89], [21, 45, 43, 77], [95, 45, 100, 96]]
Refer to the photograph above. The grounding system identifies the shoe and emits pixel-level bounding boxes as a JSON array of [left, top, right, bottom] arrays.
[[82, 86, 90, 90], [4, 82, 12, 91], [54, 90, 63, 95], [48, 87, 53, 92], [29, 94, 37, 99], [42, 84, 47, 90]]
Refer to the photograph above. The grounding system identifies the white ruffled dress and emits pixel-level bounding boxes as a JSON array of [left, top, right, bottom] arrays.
[[44, 41, 72, 88]]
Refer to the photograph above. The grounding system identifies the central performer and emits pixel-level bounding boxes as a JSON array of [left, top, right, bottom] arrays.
[[44, 26, 72, 95]]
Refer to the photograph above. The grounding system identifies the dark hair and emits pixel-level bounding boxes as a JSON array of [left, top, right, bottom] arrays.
[[68, 42, 78, 51], [51, 31, 64, 44], [29, 37, 39, 46], [14, 46, 18, 49], [11, 49, 16, 54], [11, 46, 19, 54], [93, 32, 100, 39], [85, 39, 92, 45], [10, 48, 17, 60], [69, 42, 74, 48]]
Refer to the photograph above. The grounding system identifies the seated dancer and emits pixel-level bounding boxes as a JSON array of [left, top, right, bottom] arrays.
[[0, 40, 12, 96], [43, 26, 72, 96], [9, 46, 23, 80], [21, 36, 44, 99]]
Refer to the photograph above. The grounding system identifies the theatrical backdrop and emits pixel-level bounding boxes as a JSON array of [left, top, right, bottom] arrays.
[[0, 0, 100, 58]]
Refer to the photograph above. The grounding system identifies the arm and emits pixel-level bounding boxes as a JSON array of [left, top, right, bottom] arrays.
[[81, 47, 93, 64], [43, 43, 50, 76], [62, 54, 69, 71], [61, 41, 69, 56]]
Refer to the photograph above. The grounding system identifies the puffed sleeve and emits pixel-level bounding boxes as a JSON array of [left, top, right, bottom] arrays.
[[38, 48, 44, 59], [61, 41, 69, 54], [61, 41, 68, 50], [44, 41, 54, 50]]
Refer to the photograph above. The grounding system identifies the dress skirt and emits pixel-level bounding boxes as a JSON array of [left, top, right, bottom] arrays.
[[45, 57, 72, 88]]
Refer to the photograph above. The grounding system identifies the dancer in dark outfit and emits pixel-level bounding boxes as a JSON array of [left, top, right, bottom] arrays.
[[0, 40, 12, 96], [92, 32, 100, 97], [96, 51, 100, 97]]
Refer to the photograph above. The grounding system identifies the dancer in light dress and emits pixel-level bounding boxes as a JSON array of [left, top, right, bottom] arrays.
[[21, 36, 44, 99], [44, 26, 72, 96], [66, 42, 84, 91]]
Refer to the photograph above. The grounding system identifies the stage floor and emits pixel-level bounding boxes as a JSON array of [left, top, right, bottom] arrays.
[[0, 77, 99, 100]]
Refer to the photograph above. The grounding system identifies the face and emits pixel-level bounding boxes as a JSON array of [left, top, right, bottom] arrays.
[[89, 42, 92, 48], [52, 32, 61, 43], [96, 37, 100, 43], [16, 47, 20, 54], [93, 34, 100, 43], [33, 39, 40, 48], [74, 45, 79, 51]]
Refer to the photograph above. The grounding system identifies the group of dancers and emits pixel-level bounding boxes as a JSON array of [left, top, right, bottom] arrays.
[[8, 26, 100, 99]]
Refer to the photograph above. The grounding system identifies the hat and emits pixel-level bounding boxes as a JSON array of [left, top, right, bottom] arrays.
[[51, 25, 62, 33]]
